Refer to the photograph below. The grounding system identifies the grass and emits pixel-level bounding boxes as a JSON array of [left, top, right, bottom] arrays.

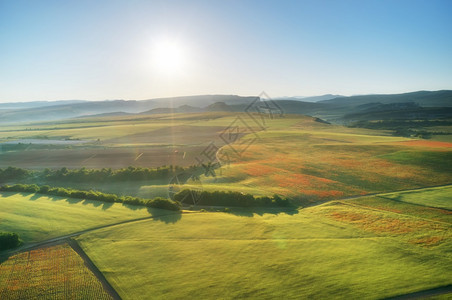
[[76, 191, 452, 299], [379, 150, 452, 174], [0, 243, 112, 299], [0, 192, 169, 244], [379, 185, 452, 210], [2, 112, 452, 203], [1, 111, 451, 299], [322, 202, 451, 249], [214, 124, 452, 202], [347, 196, 452, 224]]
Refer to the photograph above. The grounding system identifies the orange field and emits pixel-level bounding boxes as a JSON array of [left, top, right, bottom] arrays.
[[325, 202, 451, 248], [0, 244, 112, 300]]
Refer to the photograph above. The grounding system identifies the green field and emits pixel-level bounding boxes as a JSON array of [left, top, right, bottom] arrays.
[[3, 112, 451, 204], [0, 192, 170, 243], [1, 111, 451, 299], [379, 185, 452, 210], [1, 2, 451, 298], [76, 187, 452, 299]]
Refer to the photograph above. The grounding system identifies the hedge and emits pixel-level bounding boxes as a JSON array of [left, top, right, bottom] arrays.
[[174, 189, 291, 207], [0, 184, 181, 211]]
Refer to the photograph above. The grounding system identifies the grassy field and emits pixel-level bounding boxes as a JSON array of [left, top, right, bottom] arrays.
[[0, 192, 171, 244], [2, 112, 451, 204], [1, 111, 451, 298], [76, 187, 452, 299], [0, 243, 112, 299], [379, 185, 452, 210]]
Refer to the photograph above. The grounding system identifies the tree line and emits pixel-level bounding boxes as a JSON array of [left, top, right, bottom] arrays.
[[174, 189, 292, 207], [0, 165, 201, 183], [0, 166, 31, 181], [0, 184, 181, 211]]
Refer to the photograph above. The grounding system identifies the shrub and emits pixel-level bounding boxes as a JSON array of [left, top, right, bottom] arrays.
[[147, 197, 181, 211], [39, 185, 51, 193], [24, 184, 40, 193], [174, 189, 292, 208], [0, 232, 21, 251]]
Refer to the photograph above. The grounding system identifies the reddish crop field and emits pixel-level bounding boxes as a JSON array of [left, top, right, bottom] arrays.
[[0, 244, 112, 300]]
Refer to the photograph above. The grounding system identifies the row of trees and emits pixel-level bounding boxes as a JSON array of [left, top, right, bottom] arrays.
[[174, 189, 292, 207], [0, 184, 181, 211], [0, 165, 201, 183], [0, 167, 31, 181], [0, 232, 21, 251], [43, 165, 200, 182]]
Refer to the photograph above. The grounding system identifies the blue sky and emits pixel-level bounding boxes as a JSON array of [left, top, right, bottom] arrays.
[[0, 0, 451, 102]]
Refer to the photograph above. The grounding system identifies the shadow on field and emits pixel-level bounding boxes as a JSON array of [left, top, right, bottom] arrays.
[[30, 193, 43, 201], [0, 255, 10, 266], [145, 206, 182, 223], [3, 191, 181, 217], [82, 199, 104, 208], [229, 207, 299, 217], [150, 211, 182, 224], [101, 202, 114, 210], [190, 206, 300, 217], [122, 203, 145, 211], [0, 191, 16, 198]]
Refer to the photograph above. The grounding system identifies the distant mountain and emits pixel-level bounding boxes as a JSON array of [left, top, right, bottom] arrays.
[[275, 94, 345, 102], [0, 95, 256, 123], [0, 100, 87, 110], [205, 101, 231, 111], [140, 105, 202, 115], [319, 90, 452, 107], [0, 100, 152, 124], [147, 95, 256, 107], [76, 111, 133, 118], [1, 91, 450, 124]]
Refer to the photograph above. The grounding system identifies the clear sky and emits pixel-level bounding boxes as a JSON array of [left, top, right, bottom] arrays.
[[0, 0, 451, 102]]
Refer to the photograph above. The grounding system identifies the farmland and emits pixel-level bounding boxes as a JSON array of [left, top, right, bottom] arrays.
[[379, 185, 452, 210], [0, 243, 113, 299], [1, 110, 451, 299], [75, 187, 451, 299], [0, 185, 450, 299], [1, 113, 451, 204], [0, 192, 173, 243], [2, 0, 452, 297]]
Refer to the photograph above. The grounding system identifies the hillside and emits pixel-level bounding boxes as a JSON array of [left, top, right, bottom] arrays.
[[1, 90, 450, 124], [0, 95, 256, 123], [320, 90, 452, 107]]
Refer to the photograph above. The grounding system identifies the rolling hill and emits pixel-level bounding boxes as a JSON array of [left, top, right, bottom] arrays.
[[1, 91, 451, 124]]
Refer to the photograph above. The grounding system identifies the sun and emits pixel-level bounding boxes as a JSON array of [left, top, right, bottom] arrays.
[[151, 38, 187, 76]]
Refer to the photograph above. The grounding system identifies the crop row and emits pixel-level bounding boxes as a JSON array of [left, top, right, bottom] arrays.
[[0, 244, 113, 299]]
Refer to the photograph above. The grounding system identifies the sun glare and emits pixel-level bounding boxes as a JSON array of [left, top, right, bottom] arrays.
[[151, 38, 188, 76]]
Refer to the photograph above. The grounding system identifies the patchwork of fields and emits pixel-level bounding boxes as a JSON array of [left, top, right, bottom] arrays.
[[76, 187, 451, 299], [0, 185, 449, 299], [1, 111, 451, 299], [0, 192, 171, 244], [2, 113, 451, 204]]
